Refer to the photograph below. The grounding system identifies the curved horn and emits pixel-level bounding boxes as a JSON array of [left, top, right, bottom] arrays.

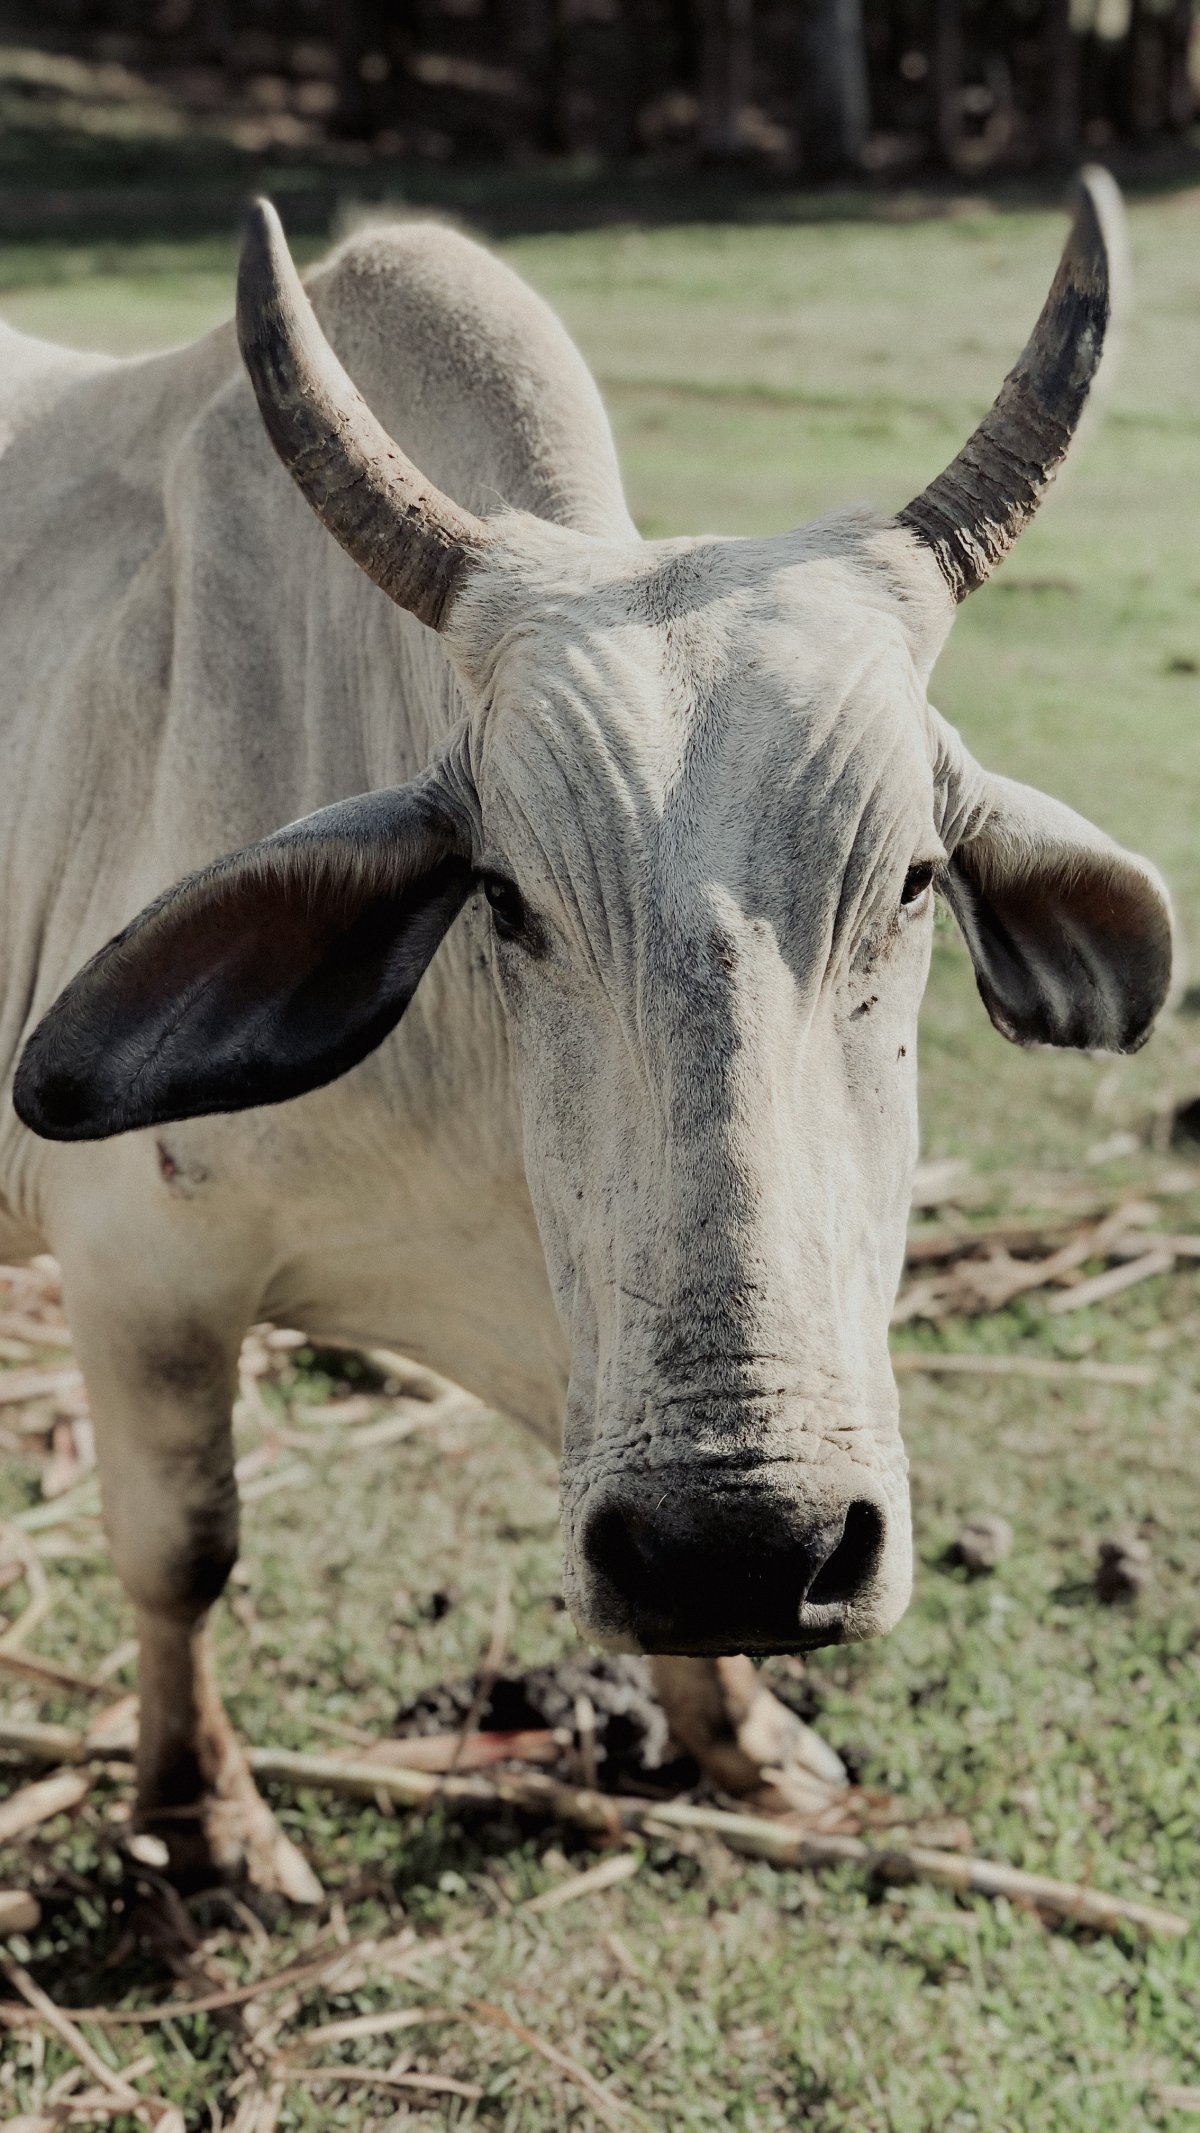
[[897, 167, 1125, 601], [237, 199, 492, 631]]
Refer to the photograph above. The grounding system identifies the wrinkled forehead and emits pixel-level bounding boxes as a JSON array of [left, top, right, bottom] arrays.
[[454, 517, 941, 908]]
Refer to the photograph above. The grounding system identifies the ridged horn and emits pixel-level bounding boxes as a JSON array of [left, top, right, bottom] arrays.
[[236, 198, 492, 631], [897, 167, 1126, 601]]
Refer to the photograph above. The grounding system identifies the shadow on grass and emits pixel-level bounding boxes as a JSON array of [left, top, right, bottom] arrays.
[[2, 70, 1200, 251]]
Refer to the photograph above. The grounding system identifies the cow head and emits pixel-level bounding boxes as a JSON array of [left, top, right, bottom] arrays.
[[15, 180, 1172, 1656]]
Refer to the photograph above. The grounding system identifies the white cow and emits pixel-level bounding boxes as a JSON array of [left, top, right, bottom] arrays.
[[6, 173, 1171, 1895]]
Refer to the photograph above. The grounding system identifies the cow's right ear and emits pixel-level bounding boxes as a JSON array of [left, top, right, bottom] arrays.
[[13, 785, 474, 1141]]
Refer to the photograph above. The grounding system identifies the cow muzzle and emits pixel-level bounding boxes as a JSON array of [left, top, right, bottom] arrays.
[[568, 1464, 909, 1656]]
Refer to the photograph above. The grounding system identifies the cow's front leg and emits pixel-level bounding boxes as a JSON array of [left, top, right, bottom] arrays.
[[64, 1277, 320, 1903], [649, 1654, 847, 1815]]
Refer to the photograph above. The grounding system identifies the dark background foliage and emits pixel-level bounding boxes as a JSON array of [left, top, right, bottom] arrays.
[[4, 0, 1196, 180]]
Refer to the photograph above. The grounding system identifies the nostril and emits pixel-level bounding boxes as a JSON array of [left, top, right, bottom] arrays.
[[586, 1503, 656, 1609], [806, 1500, 884, 1605]]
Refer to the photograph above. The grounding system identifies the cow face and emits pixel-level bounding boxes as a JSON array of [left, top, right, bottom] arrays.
[[13, 183, 1173, 1658], [436, 510, 1168, 1651]]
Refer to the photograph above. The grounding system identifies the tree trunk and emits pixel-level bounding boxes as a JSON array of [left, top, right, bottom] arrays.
[[931, 0, 963, 167], [799, 0, 869, 176], [697, 0, 756, 158], [1165, 0, 1196, 129], [1046, 0, 1081, 158]]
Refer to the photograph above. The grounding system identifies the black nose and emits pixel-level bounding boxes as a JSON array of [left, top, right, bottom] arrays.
[[580, 1479, 884, 1654]]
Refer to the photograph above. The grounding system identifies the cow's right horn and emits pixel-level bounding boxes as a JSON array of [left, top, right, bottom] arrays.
[[898, 167, 1126, 602], [237, 199, 492, 632]]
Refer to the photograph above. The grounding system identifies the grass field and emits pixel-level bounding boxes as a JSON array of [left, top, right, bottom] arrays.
[[4, 177, 1200, 2130]]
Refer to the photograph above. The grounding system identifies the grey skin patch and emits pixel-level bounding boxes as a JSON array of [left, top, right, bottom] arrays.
[[161, 1491, 240, 1618], [139, 1321, 232, 1400]]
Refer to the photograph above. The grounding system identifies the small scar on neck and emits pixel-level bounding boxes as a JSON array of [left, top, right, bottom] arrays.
[[156, 1138, 179, 1182]]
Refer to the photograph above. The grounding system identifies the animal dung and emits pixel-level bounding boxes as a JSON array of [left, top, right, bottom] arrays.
[[953, 1514, 1013, 1574], [1094, 1529, 1152, 1603]]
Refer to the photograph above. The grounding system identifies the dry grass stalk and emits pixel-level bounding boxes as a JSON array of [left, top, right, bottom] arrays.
[[285, 2066, 485, 2101], [0, 1645, 113, 1698], [470, 1997, 640, 2130], [522, 1851, 640, 1913], [0, 1768, 89, 1843], [1, 1960, 143, 2114], [297, 2004, 454, 2048], [891, 1353, 1154, 1387]]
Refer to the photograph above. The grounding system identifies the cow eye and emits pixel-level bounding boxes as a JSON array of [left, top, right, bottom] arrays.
[[481, 872, 527, 942], [901, 862, 936, 912]]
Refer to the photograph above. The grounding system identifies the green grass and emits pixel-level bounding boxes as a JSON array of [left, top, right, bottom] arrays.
[[4, 185, 1200, 2130]]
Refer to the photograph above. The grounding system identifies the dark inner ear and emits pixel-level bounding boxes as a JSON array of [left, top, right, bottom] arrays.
[[14, 787, 473, 1142], [944, 845, 1171, 1055]]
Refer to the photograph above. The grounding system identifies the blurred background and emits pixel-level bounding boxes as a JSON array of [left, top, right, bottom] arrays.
[[5, 7, 1200, 2132], [0, 0, 1198, 217]]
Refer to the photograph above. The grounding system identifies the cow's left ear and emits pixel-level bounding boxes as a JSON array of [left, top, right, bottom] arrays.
[[941, 770, 1172, 1053], [14, 784, 474, 1141]]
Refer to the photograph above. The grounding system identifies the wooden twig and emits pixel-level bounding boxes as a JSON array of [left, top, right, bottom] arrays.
[[285, 2066, 484, 2102], [0, 1768, 90, 1843], [10, 1478, 101, 1533], [1046, 1248, 1175, 1315], [891, 1352, 1154, 1387], [0, 1720, 1183, 1942], [0, 1550, 50, 1651], [0, 1646, 114, 1698], [522, 1852, 640, 1914], [353, 1727, 568, 1774], [0, 1368, 82, 1410], [0, 1890, 40, 1931], [297, 2004, 453, 2049], [0, 1312, 71, 1349]]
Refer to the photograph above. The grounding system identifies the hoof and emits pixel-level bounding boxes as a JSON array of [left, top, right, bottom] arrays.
[[136, 1755, 322, 1906]]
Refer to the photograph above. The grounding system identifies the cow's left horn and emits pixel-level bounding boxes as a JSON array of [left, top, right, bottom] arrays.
[[237, 199, 492, 631], [897, 167, 1125, 601]]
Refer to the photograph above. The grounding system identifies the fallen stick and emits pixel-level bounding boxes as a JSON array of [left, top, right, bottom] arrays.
[[0, 1367, 83, 1410], [0, 1716, 87, 1763], [0, 1646, 114, 1698], [891, 1352, 1154, 1387], [298, 2004, 454, 2048], [0, 1768, 89, 1843], [284, 2066, 484, 2102], [353, 1726, 568, 1773], [10, 1479, 101, 1533], [0, 1890, 41, 1932], [0, 1727, 1184, 1943], [1046, 1248, 1175, 1316], [522, 1851, 640, 1913], [0, 1312, 71, 1349]]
